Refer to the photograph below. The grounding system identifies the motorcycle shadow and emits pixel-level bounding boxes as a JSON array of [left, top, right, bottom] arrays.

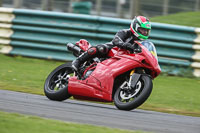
[[63, 99, 155, 115]]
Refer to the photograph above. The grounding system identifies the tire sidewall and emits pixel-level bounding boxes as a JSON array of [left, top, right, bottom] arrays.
[[44, 62, 73, 101], [114, 75, 153, 110]]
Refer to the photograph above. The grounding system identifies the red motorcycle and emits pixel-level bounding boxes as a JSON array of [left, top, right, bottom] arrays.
[[44, 39, 161, 110]]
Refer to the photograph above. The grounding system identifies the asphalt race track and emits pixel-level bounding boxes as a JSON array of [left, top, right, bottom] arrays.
[[0, 90, 199, 133]]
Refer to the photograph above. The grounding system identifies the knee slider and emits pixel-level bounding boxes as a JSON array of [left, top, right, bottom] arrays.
[[87, 47, 97, 55]]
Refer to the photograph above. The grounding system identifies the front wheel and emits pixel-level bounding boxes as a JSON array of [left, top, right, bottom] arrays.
[[44, 63, 74, 101], [114, 75, 152, 110]]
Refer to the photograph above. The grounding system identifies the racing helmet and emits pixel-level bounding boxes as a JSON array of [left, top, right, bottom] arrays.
[[130, 16, 151, 40]]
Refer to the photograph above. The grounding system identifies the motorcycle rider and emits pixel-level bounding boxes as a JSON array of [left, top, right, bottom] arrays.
[[72, 16, 153, 75]]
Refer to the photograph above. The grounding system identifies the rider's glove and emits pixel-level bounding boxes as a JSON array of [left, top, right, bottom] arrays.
[[112, 38, 119, 45], [112, 37, 123, 47], [123, 43, 135, 51], [112, 38, 137, 52]]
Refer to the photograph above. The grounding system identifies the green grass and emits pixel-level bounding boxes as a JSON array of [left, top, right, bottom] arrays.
[[0, 54, 63, 95], [151, 11, 200, 27], [0, 111, 144, 133], [0, 54, 200, 116], [140, 76, 200, 116]]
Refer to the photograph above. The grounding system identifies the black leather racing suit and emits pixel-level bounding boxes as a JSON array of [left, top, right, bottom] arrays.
[[97, 29, 138, 53], [111, 29, 138, 49]]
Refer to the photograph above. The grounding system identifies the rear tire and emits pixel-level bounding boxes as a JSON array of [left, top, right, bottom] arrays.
[[114, 75, 152, 110], [44, 63, 73, 101]]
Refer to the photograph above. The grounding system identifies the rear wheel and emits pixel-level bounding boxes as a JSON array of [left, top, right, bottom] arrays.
[[44, 63, 73, 101], [114, 75, 152, 110]]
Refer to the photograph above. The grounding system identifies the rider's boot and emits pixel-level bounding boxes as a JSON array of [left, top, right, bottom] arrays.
[[72, 51, 91, 76]]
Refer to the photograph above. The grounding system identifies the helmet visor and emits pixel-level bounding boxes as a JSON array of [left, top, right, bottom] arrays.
[[138, 27, 150, 36]]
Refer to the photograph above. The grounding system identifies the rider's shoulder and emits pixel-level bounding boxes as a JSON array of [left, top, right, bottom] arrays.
[[118, 29, 131, 33]]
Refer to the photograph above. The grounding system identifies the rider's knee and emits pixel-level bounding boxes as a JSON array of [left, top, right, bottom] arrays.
[[96, 44, 109, 55], [87, 47, 97, 55]]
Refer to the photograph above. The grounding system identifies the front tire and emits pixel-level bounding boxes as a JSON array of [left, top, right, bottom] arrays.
[[44, 63, 73, 101], [114, 75, 152, 110]]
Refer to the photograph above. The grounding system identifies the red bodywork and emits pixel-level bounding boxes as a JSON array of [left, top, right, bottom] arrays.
[[68, 40, 161, 102]]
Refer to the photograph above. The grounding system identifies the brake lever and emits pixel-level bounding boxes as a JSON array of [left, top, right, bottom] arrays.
[[134, 48, 142, 53], [133, 43, 142, 53]]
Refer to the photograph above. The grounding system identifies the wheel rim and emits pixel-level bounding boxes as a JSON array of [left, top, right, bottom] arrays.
[[118, 80, 143, 103], [49, 68, 73, 91]]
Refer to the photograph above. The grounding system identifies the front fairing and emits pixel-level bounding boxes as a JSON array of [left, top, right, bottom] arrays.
[[110, 42, 161, 78], [137, 42, 161, 78]]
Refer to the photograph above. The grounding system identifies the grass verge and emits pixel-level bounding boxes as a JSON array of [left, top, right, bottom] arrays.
[[140, 76, 200, 117], [0, 54, 200, 116], [151, 11, 200, 27], [0, 111, 144, 133]]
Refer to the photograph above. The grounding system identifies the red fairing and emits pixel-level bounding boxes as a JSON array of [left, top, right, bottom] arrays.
[[68, 40, 161, 102], [135, 41, 161, 77], [68, 56, 141, 102]]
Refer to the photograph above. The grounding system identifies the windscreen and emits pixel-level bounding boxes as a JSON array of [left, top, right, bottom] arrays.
[[140, 40, 158, 60]]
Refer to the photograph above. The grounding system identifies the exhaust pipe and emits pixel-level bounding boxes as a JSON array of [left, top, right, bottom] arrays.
[[67, 43, 84, 57]]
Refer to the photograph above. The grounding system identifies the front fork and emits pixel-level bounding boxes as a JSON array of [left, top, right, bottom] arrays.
[[128, 69, 141, 89], [119, 69, 142, 99]]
